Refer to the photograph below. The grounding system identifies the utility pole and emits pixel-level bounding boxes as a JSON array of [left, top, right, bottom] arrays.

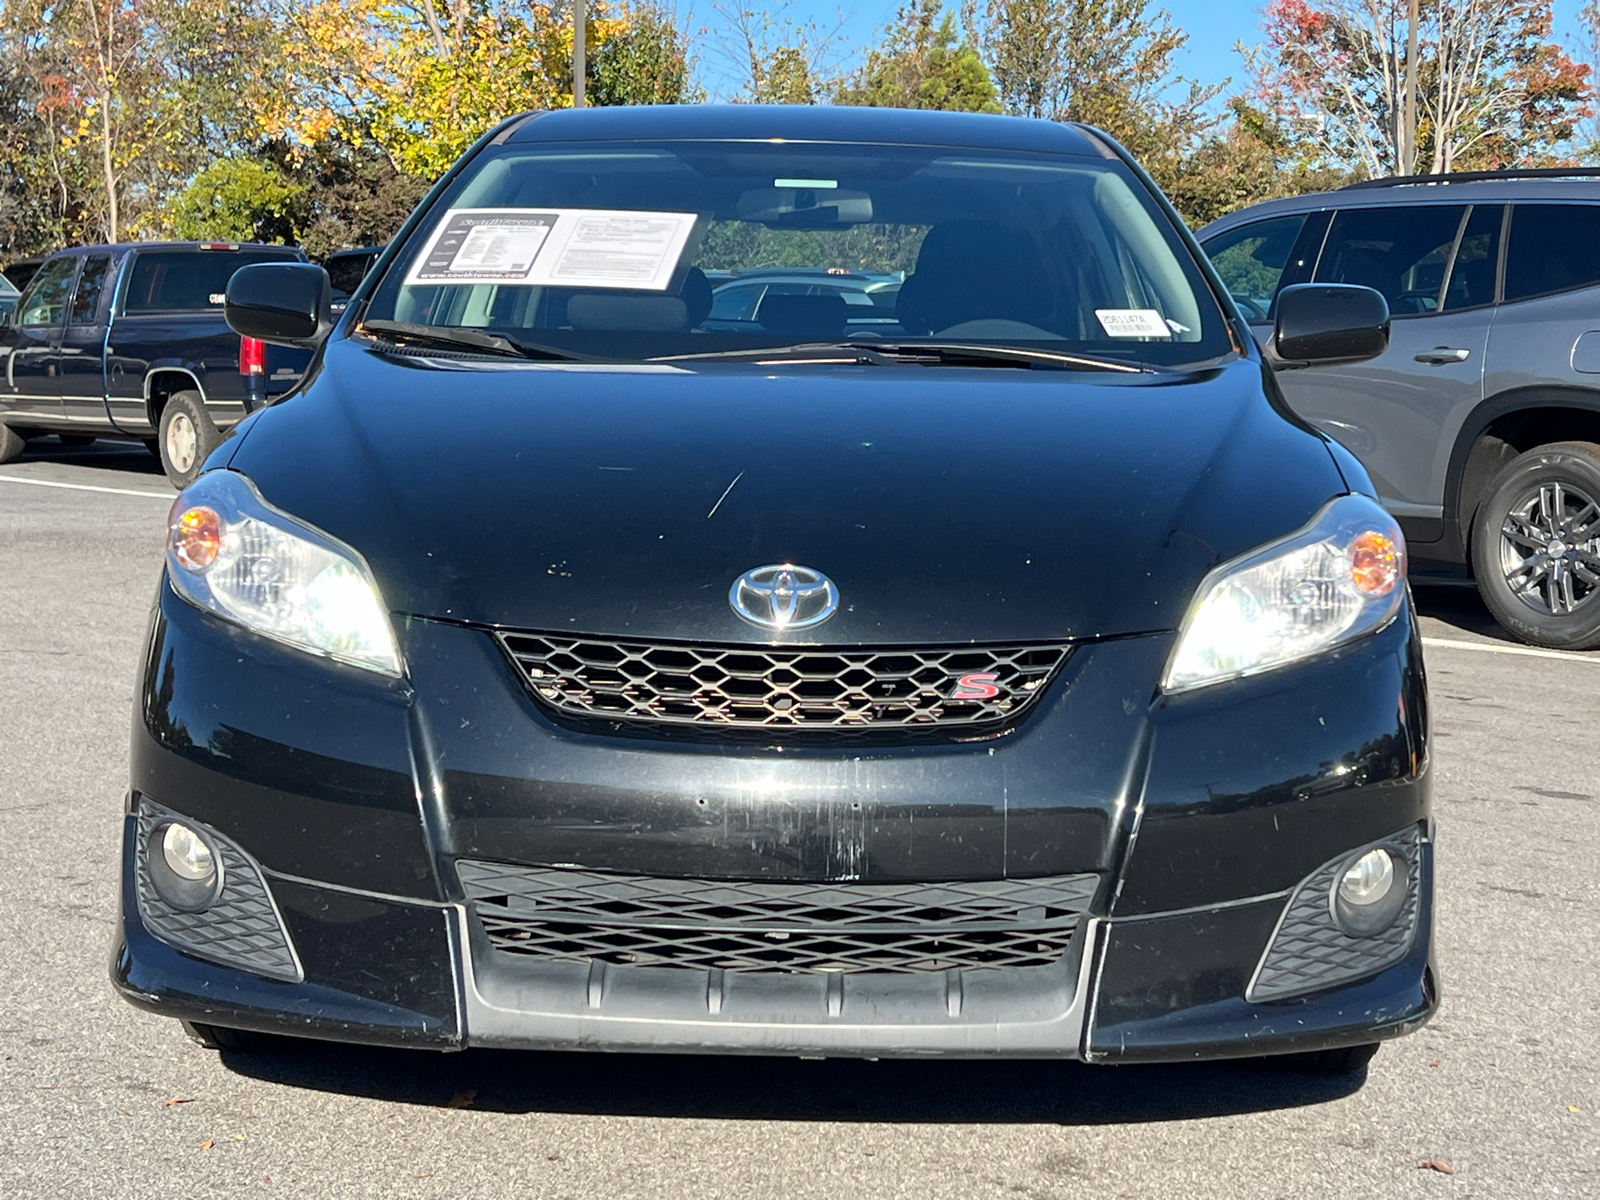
[[1401, 0, 1419, 174], [573, 0, 586, 108]]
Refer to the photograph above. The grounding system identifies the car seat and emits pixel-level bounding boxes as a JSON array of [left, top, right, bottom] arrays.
[[896, 221, 1053, 335]]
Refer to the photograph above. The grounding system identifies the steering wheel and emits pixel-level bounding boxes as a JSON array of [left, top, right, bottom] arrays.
[[1231, 293, 1268, 321]]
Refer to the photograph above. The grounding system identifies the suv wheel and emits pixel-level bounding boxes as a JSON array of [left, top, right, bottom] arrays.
[[1473, 441, 1600, 649], [158, 391, 220, 489]]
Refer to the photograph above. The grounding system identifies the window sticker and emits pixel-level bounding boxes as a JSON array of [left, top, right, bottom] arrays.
[[404, 207, 698, 291], [1095, 308, 1173, 338]]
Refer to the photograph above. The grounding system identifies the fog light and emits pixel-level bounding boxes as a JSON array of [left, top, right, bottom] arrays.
[[1330, 847, 1408, 937], [148, 820, 222, 911], [162, 823, 215, 881]]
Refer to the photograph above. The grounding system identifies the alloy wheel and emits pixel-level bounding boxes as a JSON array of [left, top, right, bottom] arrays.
[[1498, 480, 1600, 616]]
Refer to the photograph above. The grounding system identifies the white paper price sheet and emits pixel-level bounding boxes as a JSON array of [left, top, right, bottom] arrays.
[[404, 207, 699, 291]]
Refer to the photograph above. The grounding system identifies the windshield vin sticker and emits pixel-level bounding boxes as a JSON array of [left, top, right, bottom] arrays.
[[404, 207, 698, 290], [1095, 308, 1172, 339]]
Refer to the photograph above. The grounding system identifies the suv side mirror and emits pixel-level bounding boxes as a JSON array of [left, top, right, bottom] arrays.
[[225, 263, 332, 347], [1272, 283, 1390, 369]]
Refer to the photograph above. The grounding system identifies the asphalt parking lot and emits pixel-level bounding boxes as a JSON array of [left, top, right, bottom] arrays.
[[1, 436, 1596, 1199]]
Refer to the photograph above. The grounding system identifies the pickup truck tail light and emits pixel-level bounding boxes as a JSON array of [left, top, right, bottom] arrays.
[[239, 336, 266, 377]]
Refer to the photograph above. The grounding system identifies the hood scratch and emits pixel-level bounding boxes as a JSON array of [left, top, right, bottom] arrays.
[[706, 470, 745, 519]]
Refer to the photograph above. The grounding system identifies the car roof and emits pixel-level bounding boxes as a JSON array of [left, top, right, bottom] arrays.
[[30, 241, 304, 257], [1197, 178, 1600, 240], [508, 105, 1107, 157]]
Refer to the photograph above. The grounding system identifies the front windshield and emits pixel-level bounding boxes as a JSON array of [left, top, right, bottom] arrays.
[[362, 140, 1232, 367]]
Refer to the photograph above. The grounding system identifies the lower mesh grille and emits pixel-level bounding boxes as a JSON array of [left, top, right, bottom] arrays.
[[496, 631, 1071, 740], [458, 861, 1099, 975], [1248, 825, 1423, 1003], [134, 799, 301, 983]]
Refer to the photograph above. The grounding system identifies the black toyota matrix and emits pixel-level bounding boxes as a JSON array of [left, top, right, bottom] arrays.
[[113, 106, 1435, 1073]]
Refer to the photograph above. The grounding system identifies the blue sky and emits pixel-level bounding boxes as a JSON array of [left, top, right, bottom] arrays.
[[693, 0, 1596, 100]]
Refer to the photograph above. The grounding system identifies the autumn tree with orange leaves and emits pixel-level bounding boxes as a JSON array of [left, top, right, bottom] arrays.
[[1259, 0, 1590, 177]]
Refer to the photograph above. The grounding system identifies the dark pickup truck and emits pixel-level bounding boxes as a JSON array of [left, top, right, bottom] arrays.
[[0, 242, 313, 486]]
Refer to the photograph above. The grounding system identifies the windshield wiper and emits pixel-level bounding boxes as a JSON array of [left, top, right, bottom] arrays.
[[867, 342, 1150, 373], [650, 343, 897, 366], [358, 319, 589, 362], [651, 340, 1150, 373]]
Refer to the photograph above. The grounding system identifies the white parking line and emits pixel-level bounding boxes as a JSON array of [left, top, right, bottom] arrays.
[[1422, 636, 1600, 665], [0, 473, 171, 501]]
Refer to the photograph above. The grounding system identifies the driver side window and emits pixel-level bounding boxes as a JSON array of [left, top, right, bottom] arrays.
[[1202, 214, 1308, 322], [16, 256, 77, 328]]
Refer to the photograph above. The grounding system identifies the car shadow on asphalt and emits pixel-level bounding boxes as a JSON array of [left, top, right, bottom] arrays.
[[1411, 583, 1517, 643], [217, 1040, 1365, 1122], [12, 434, 167, 477]]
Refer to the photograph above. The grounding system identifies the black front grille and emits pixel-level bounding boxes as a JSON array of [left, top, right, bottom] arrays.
[[496, 631, 1071, 738], [458, 861, 1099, 975]]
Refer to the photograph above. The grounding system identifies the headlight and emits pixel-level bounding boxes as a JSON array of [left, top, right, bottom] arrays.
[[166, 471, 402, 676], [1163, 494, 1405, 693]]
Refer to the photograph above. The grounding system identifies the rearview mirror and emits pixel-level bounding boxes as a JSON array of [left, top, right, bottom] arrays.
[[736, 187, 873, 227], [1271, 284, 1389, 369], [225, 263, 332, 347]]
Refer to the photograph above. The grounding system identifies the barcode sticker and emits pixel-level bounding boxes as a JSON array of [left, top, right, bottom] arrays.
[[1095, 308, 1171, 338]]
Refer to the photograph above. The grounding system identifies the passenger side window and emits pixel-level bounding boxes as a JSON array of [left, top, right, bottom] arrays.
[[15, 256, 77, 328], [1504, 205, 1600, 303], [69, 255, 112, 325], [1202, 214, 1308, 322], [1441, 206, 1502, 312], [1315, 206, 1465, 315]]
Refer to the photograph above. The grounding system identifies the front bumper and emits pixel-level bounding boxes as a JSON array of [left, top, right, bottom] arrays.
[[112, 582, 1437, 1060]]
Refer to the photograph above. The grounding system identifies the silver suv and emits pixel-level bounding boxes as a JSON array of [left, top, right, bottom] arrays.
[[1200, 172, 1600, 649]]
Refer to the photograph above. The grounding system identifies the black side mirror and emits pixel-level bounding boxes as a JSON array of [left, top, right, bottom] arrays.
[[225, 263, 332, 347], [1272, 283, 1390, 369]]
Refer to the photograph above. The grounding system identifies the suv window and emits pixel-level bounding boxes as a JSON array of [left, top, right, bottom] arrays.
[[123, 249, 299, 313], [1504, 204, 1600, 303], [1202, 214, 1308, 321], [327, 253, 376, 302], [16, 256, 76, 327], [1441, 205, 1502, 312], [69, 254, 112, 324], [1315, 205, 1465, 315]]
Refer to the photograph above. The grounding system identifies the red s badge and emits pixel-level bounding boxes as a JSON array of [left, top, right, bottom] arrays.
[[950, 672, 1001, 700]]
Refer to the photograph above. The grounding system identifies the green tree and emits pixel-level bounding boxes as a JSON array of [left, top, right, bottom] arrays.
[[1164, 100, 1352, 227], [591, 1, 701, 105], [273, 137, 430, 256], [835, 0, 999, 112], [167, 159, 305, 243], [966, 0, 1221, 188]]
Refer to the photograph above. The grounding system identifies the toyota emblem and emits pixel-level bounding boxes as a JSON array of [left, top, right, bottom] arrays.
[[729, 564, 839, 631]]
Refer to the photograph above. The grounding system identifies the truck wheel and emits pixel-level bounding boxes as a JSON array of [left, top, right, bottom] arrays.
[[0, 423, 25, 464], [1473, 441, 1600, 650], [158, 391, 220, 489]]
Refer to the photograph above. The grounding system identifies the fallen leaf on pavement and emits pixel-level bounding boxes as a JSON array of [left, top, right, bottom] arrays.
[[1569, 1105, 1583, 1114], [199, 1141, 215, 1151], [443, 1091, 476, 1109], [1417, 1159, 1455, 1175], [1428, 1060, 1440, 1068], [164, 1097, 197, 1106]]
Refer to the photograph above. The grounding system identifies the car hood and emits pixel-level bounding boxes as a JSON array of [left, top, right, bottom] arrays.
[[226, 341, 1346, 645]]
